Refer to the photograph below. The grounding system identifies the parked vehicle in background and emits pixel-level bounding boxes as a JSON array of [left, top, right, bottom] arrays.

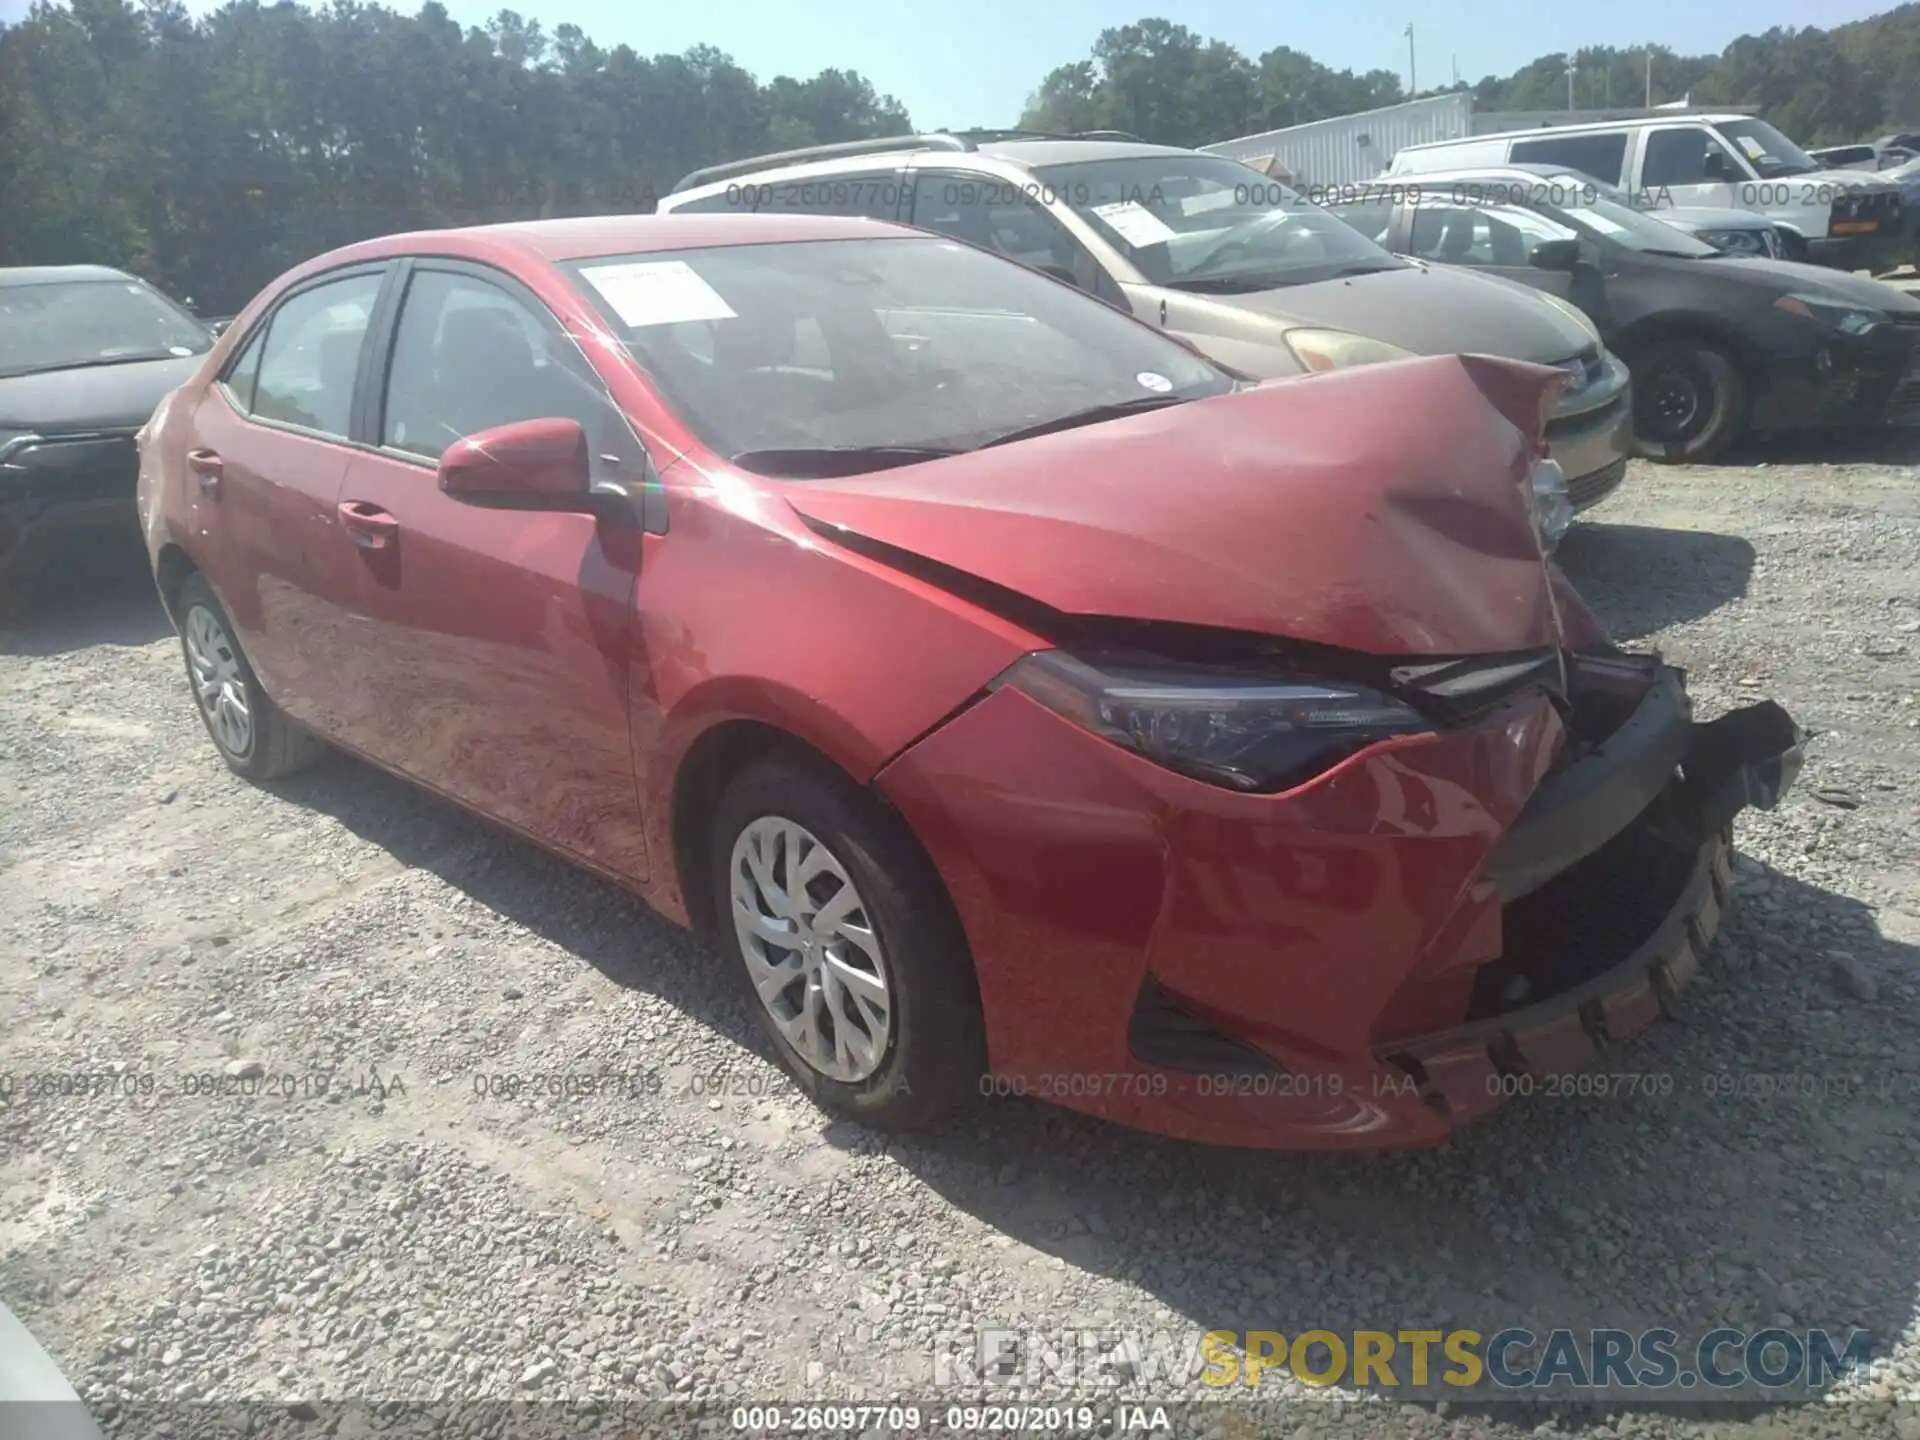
[[138, 212, 1805, 1150], [1386, 116, 1908, 273], [0, 265, 214, 592], [660, 132, 1632, 516], [1810, 144, 1887, 172], [1325, 167, 1920, 461]]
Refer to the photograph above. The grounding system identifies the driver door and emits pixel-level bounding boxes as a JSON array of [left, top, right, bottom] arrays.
[[332, 261, 653, 882]]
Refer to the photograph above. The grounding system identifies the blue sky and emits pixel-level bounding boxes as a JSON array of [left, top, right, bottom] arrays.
[[0, 0, 1888, 132]]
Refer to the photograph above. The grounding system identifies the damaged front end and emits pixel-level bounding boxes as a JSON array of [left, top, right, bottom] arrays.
[[1377, 647, 1804, 1127]]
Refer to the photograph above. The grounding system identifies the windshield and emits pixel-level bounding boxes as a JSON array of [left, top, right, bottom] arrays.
[[566, 236, 1232, 470], [0, 279, 212, 378], [1032, 154, 1404, 290], [1714, 119, 1819, 178]]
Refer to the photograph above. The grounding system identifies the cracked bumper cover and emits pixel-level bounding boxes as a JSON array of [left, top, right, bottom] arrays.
[[1387, 672, 1805, 1127]]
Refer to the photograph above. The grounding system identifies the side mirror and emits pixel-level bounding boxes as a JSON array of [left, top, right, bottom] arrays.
[[438, 417, 594, 509], [1529, 238, 1581, 272], [1702, 152, 1738, 181]]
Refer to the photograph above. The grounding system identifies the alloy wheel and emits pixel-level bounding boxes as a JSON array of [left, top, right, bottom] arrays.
[[729, 816, 892, 1083], [184, 602, 253, 757]]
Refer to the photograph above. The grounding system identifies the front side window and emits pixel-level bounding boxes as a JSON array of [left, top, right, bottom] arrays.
[[1408, 204, 1578, 267], [1031, 154, 1404, 292], [250, 273, 384, 438], [565, 235, 1231, 474], [1642, 127, 1749, 187], [381, 269, 639, 470], [0, 279, 212, 379]]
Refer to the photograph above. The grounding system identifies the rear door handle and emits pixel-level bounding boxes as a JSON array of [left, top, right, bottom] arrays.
[[338, 500, 399, 550], [187, 448, 224, 497]]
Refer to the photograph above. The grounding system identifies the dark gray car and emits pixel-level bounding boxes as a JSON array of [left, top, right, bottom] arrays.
[[661, 133, 1633, 514], [1, 264, 212, 589]]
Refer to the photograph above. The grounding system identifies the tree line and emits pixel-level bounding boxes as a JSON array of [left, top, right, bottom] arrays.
[[1023, 9, 1920, 153], [3, 0, 1915, 312], [0, 0, 911, 312]]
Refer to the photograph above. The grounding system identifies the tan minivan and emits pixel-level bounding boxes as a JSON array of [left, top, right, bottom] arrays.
[[659, 130, 1633, 512]]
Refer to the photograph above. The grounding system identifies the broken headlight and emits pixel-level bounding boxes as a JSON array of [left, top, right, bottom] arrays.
[[1529, 456, 1573, 553], [993, 650, 1430, 792]]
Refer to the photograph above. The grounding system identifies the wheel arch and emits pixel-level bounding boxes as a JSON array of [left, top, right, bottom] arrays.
[[1610, 313, 1760, 380]]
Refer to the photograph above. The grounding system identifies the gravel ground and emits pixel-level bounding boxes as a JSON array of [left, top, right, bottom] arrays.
[[2, 440, 1918, 1440]]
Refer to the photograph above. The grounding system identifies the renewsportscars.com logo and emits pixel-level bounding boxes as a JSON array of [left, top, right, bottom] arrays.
[[934, 1327, 1878, 1395]]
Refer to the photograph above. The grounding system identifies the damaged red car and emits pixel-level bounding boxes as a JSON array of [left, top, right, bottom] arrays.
[[136, 214, 1804, 1149]]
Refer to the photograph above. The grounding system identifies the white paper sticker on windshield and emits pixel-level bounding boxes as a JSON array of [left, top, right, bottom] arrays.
[[1733, 135, 1767, 160], [1136, 371, 1173, 393], [579, 260, 737, 327], [1092, 200, 1177, 247]]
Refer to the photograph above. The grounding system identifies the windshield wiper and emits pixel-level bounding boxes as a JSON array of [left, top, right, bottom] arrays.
[[980, 394, 1192, 448], [0, 352, 198, 379], [730, 445, 962, 478], [1164, 276, 1282, 294]]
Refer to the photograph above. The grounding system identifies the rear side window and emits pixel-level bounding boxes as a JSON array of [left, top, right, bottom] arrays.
[[1509, 133, 1629, 185], [250, 273, 384, 438], [674, 171, 903, 219]]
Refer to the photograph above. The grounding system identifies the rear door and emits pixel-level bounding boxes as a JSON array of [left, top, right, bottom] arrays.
[[180, 265, 391, 734], [332, 260, 653, 881]]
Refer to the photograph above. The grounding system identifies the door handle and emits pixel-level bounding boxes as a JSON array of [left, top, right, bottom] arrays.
[[187, 448, 224, 497], [338, 500, 399, 550]]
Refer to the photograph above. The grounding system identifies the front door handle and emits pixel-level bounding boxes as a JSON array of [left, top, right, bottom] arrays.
[[187, 448, 224, 497], [338, 500, 399, 550]]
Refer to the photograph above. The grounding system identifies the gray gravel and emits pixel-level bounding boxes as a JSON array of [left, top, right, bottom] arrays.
[[2, 440, 1918, 1440]]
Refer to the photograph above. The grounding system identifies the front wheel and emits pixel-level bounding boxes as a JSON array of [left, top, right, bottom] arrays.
[[176, 572, 325, 780], [1629, 341, 1747, 463], [709, 754, 984, 1130]]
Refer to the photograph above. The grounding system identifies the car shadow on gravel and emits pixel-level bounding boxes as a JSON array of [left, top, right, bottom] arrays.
[[269, 750, 767, 1050], [1557, 522, 1755, 644], [0, 541, 170, 656], [863, 858, 1919, 1415]]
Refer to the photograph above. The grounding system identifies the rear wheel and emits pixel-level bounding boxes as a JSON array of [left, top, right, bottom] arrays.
[[709, 754, 984, 1130], [1629, 341, 1747, 463], [176, 572, 324, 780]]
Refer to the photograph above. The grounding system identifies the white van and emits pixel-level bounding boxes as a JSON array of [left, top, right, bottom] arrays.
[[1386, 115, 1908, 272]]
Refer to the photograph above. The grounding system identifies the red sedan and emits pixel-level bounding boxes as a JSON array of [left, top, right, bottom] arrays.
[[136, 214, 1804, 1149]]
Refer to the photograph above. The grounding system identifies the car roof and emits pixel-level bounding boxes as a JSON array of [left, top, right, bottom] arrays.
[[317, 212, 925, 268], [1401, 114, 1750, 152], [0, 264, 138, 288], [668, 134, 1212, 198]]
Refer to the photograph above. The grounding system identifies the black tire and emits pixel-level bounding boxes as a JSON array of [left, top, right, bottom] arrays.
[[1629, 340, 1747, 463], [175, 571, 325, 781], [708, 753, 985, 1131]]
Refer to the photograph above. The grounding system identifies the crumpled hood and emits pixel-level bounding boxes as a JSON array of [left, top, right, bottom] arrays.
[[1197, 261, 1596, 364], [0, 355, 201, 434], [786, 354, 1568, 657]]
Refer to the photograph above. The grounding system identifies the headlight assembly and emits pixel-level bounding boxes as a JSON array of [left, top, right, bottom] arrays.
[[993, 650, 1430, 792], [1529, 457, 1573, 553], [1281, 328, 1414, 374], [1773, 293, 1884, 336]]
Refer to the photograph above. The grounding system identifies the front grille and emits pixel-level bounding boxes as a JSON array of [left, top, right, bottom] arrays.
[[1568, 456, 1627, 511]]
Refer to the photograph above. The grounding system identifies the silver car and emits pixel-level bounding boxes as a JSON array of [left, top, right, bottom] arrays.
[[659, 131, 1632, 514]]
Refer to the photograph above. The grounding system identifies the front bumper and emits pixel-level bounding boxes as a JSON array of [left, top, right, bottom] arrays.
[[1807, 226, 1908, 276], [876, 650, 1802, 1149], [1751, 321, 1920, 431], [1543, 355, 1631, 512], [0, 430, 142, 583]]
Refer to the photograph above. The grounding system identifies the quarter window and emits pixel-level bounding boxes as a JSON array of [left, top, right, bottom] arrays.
[[250, 273, 384, 438], [220, 326, 266, 412]]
